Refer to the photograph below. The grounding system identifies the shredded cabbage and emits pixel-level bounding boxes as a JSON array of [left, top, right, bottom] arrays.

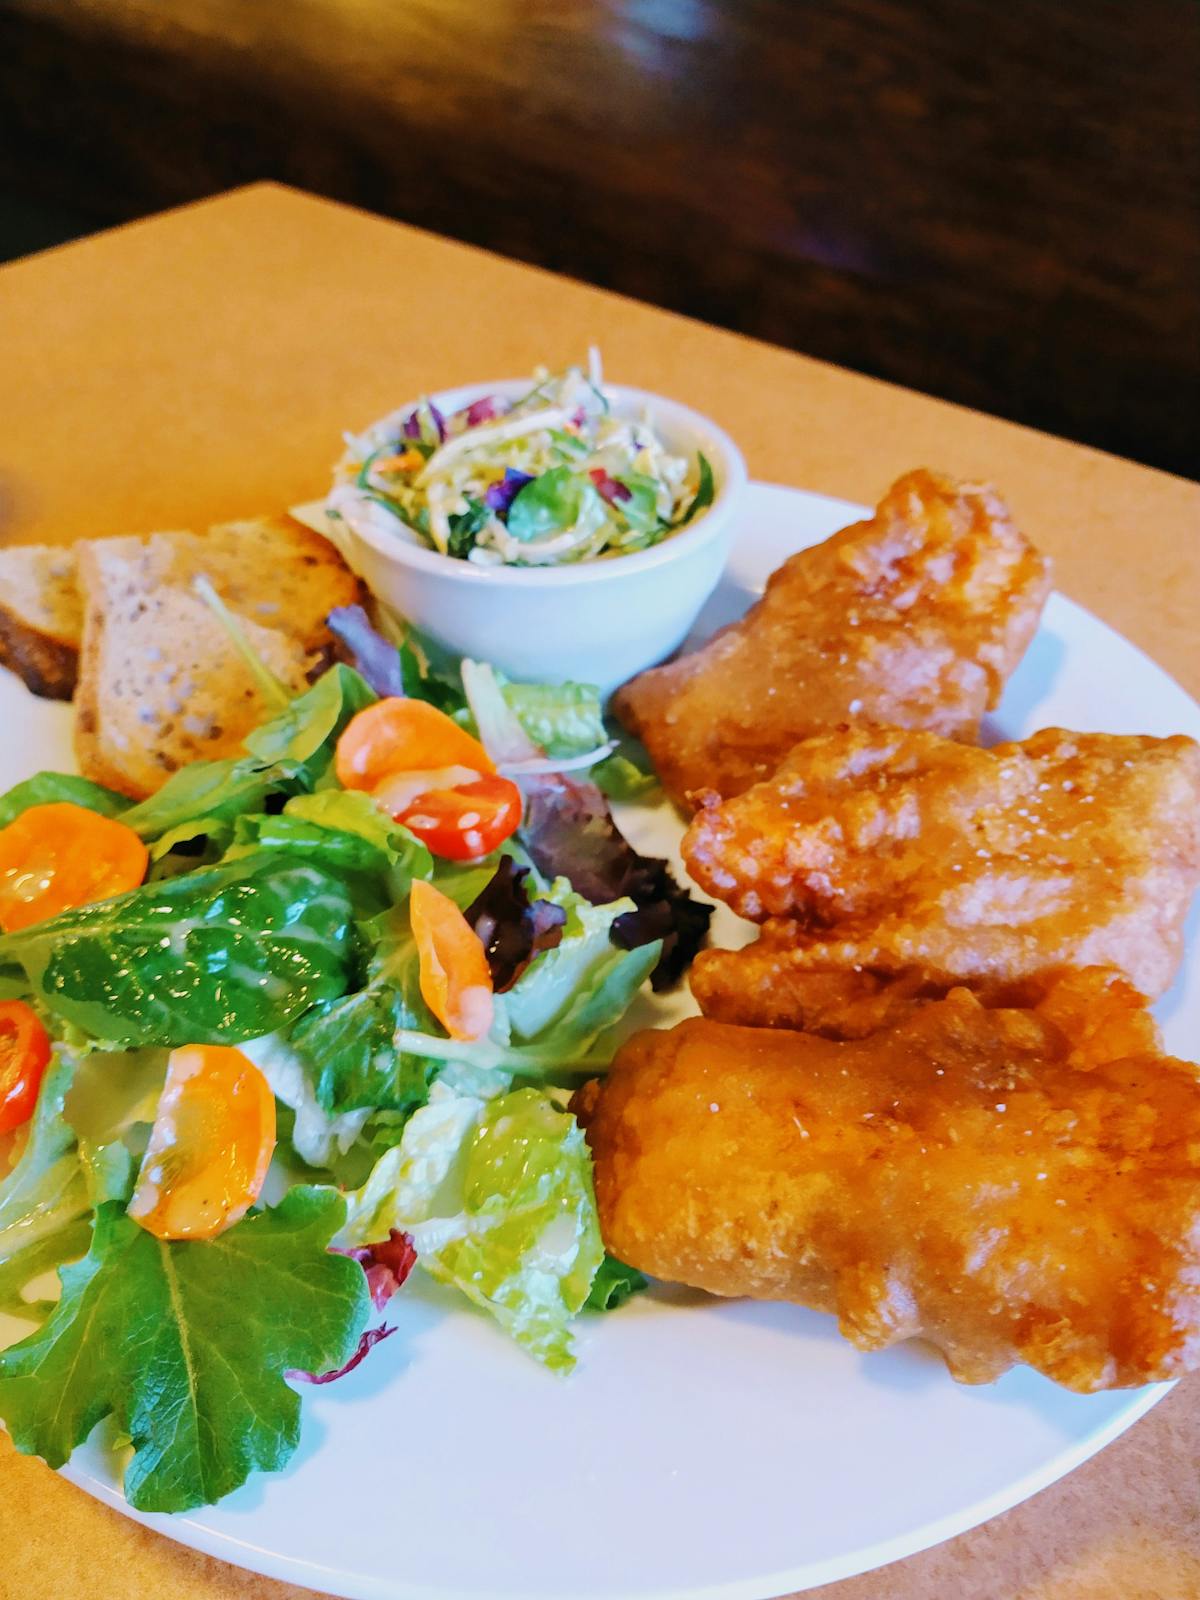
[[328, 351, 708, 567]]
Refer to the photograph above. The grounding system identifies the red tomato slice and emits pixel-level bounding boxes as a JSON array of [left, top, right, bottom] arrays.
[[335, 698, 494, 793], [392, 775, 522, 861], [0, 802, 148, 933], [410, 879, 494, 1041], [0, 1000, 52, 1135], [127, 1045, 276, 1241]]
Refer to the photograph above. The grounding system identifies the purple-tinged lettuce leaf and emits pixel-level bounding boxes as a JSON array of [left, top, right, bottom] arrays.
[[519, 772, 711, 990], [287, 1323, 396, 1385], [463, 855, 567, 992], [327, 605, 406, 698]]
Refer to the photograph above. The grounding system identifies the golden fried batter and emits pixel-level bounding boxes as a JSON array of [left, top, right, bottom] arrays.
[[690, 954, 1163, 1064], [683, 726, 1200, 1000], [576, 997, 1200, 1391], [613, 469, 1051, 806]]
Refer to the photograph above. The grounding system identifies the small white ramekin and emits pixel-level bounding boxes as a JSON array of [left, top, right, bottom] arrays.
[[293, 380, 747, 695]]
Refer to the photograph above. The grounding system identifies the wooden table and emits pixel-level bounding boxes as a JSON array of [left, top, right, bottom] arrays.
[[1, 183, 1198, 1600]]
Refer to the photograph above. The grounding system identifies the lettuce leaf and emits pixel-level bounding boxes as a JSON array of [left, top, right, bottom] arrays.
[[0, 853, 358, 1048], [500, 681, 606, 760], [0, 1053, 89, 1317], [585, 1255, 648, 1312], [0, 773, 128, 828], [243, 663, 376, 784], [0, 1187, 369, 1512], [345, 1085, 602, 1370]]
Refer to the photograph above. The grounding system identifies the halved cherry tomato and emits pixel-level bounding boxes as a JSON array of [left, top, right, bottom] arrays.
[[127, 1045, 276, 1242], [335, 698, 494, 793], [0, 1000, 52, 1135], [0, 802, 149, 933], [410, 879, 493, 1041], [391, 775, 522, 861]]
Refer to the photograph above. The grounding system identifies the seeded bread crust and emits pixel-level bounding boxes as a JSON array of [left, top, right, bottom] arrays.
[[73, 546, 319, 799], [0, 544, 85, 698]]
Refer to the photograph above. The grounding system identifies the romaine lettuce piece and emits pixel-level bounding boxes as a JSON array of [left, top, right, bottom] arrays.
[[345, 1084, 602, 1370]]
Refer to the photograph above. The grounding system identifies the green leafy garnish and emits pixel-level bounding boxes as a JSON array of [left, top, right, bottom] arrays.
[[447, 498, 489, 559], [676, 451, 714, 526], [586, 1254, 648, 1312], [244, 664, 376, 785], [591, 752, 660, 801], [0, 853, 357, 1047], [500, 680, 606, 759], [120, 757, 294, 843], [612, 472, 662, 535], [0, 773, 128, 829], [0, 1188, 369, 1512], [290, 902, 436, 1116], [507, 467, 602, 544]]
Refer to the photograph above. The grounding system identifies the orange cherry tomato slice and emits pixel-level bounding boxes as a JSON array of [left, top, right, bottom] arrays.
[[0, 802, 149, 933], [335, 698, 494, 793], [127, 1045, 276, 1242], [393, 775, 522, 861], [410, 879, 494, 1041], [0, 1000, 52, 1135]]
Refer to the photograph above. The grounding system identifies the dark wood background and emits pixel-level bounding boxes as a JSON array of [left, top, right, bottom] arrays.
[[1, 0, 1197, 478]]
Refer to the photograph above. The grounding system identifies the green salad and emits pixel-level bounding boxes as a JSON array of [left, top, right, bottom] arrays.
[[327, 350, 714, 566], [0, 607, 707, 1515]]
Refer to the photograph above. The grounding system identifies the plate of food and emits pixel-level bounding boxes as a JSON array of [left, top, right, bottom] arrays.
[[0, 357, 1197, 1600]]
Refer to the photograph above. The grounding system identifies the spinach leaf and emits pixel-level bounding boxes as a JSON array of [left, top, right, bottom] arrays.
[[676, 451, 714, 526], [0, 773, 128, 829], [0, 1188, 369, 1512], [0, 853, 357, 1048], [447, 497, 489, 560], [289, 859, 492, 1117], [120, 757, 295, 843], [244, 664, 376, 783], [613, 471, 663, 535], [507, 467, 598, 543], [290, 902, 437, 1115]]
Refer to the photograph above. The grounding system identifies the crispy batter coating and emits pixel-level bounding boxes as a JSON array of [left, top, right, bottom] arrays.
[[576, 995, 1200, 1391], [683, 726, 1200, 1000], [690, 954, 1163, 1064], [613, 469, 1051, 806]]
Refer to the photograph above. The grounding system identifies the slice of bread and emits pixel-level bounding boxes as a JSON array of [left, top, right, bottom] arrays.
[[139, 515, 361, 655], [0, 543, 87, 699], [74, 544, 317, 798], [0, 514, 358, 701], [71, 518, 362, 799]]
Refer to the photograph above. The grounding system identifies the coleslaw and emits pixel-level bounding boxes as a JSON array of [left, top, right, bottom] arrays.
[[328, 350, 714, 567]]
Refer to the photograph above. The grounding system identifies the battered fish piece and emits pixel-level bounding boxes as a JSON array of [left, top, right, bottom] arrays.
[[576, 997, 1200, 1391], [613, 469, 1051, 806], [690, 947, 1163, 1061], [684, 726, 1200, 1000]]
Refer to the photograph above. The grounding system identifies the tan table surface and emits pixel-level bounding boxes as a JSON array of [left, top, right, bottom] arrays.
[[1, 183, 1198, 1600]]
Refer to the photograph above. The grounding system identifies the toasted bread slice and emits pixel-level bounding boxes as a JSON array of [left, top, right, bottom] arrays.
[[152, 515, 361, 654], [0, 514, 358, 702], [0, 543, 86, 698], [72, 519, 362, 799]]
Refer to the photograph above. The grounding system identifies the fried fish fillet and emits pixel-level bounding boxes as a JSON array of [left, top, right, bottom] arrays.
[[690, 948, 1164, 1058], [576, 992, 1200, 1391], [684, 726, 1200, 1000], [612, 469, 1051, 806]]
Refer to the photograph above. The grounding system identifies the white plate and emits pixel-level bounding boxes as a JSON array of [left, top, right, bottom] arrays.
[[2, 481, 1197, 1600]]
